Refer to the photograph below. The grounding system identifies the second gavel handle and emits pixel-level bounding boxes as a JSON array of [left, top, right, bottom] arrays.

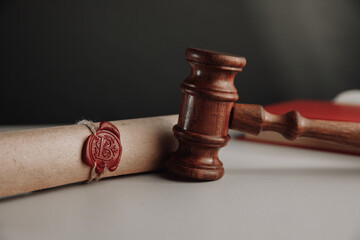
[[230, 103, 360, 147]]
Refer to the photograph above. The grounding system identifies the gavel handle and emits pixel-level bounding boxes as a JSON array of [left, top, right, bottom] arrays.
[[230, 103, 360, 147]]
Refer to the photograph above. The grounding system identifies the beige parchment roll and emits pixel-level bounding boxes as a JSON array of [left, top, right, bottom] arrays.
[[0, 115, 178, 197]]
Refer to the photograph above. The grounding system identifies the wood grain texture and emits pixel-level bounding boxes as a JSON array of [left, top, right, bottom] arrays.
[[167, 48, 246, 180], [168, 47, 360, 181], [230, 103, 360, 147]]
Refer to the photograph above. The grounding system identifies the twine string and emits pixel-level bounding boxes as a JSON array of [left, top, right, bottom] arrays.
[[77, 119, 104, 183], [77, 119, 97, 135]]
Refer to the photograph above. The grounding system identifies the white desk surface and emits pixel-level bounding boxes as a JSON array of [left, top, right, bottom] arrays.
[[1, 127, 360, 240]]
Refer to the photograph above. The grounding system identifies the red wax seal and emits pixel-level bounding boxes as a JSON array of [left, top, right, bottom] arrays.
[[83, 121, 122, 175]]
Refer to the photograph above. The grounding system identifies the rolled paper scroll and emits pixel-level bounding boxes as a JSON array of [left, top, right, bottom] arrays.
[[0, 115, 178, 197]]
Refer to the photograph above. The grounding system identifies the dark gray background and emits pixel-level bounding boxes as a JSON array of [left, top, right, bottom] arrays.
[[1, 0, 359, 124]]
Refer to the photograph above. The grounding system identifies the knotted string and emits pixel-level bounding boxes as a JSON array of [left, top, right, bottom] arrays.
[[77, 120, 105, 183], [78, 119, 97, 135]]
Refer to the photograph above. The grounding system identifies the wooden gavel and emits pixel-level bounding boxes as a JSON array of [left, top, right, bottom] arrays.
[[167, 47, 360, 181]]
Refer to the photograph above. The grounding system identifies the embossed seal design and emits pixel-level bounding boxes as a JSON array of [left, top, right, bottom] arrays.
[[83, 121, 122, 175]]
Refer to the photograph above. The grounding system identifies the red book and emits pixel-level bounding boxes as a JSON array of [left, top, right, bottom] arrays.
[[237, 99, 360, 156], [264, 99, 360, 122]]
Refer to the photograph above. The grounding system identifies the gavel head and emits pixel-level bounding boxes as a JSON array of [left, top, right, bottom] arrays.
[[167, 48, 246, 180]]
